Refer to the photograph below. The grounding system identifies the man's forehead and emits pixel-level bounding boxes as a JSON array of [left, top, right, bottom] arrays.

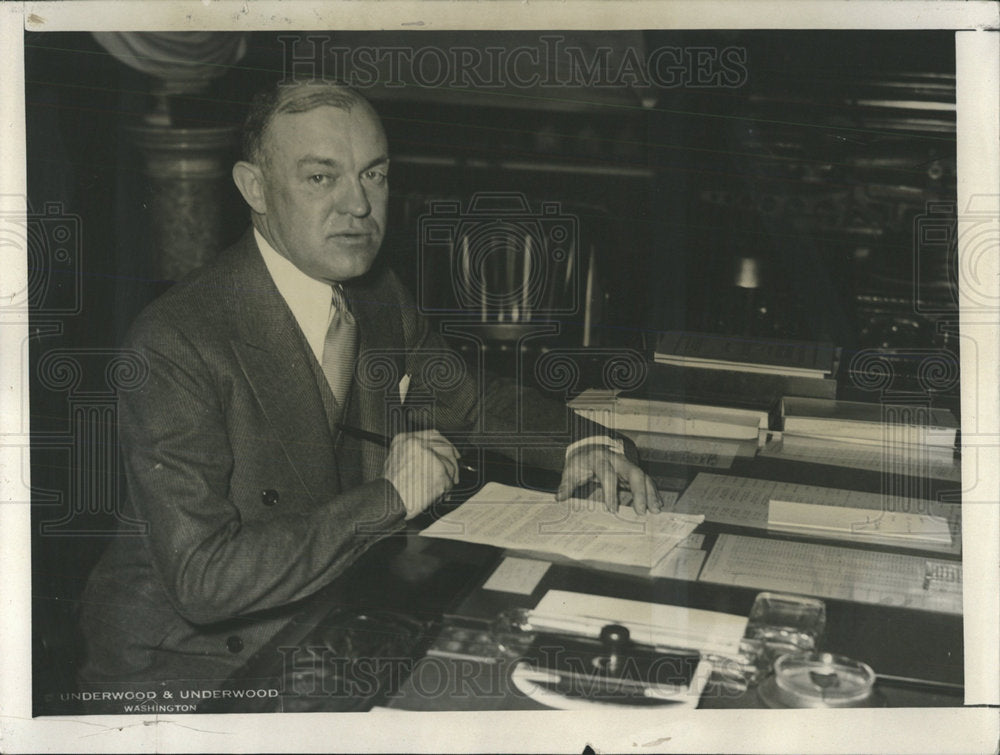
[[270, 87, 383, 136], [264, 91, 386, 160]]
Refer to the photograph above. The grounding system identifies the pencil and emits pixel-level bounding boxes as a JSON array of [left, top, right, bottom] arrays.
[[336, 423, 478, 474]]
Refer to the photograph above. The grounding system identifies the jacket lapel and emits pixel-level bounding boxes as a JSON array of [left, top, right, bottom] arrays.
[[225, 233, 337, 500], [345, 273, 406, 482]]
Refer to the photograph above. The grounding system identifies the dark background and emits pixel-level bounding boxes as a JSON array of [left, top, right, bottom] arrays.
[[24, 30, 959, 707]]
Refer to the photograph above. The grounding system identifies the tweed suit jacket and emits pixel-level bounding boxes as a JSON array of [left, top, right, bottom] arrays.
[[78, 230, 580, 689]]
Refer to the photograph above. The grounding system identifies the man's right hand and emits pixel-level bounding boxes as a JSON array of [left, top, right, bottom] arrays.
[[383, 429, 460, 519]]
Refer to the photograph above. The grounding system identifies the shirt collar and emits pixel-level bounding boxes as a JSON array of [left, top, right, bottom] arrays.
[[255, 228, 335, 362]]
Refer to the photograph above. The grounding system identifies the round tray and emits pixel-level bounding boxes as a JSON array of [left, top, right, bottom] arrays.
[[757, 652, 882, 708]]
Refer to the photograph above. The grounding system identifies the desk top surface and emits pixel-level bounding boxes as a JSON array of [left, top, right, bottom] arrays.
[[214, 445, 964, 713]]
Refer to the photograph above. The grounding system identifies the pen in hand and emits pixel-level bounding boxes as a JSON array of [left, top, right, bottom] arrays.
[[336, 423, 478, 474]]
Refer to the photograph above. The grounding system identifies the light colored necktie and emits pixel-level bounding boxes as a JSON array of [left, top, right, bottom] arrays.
[[321, 284, 357, 408]]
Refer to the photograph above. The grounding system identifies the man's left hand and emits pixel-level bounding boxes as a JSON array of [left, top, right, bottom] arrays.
[[556, 445, 664, 515]]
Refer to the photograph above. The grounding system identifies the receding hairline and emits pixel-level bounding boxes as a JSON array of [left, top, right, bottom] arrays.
[[273, 82, 368, 115], [245, 82, 384, 167]]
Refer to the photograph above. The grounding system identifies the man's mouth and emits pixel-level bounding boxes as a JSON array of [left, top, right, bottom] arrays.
[[330, 231, 373, 243]]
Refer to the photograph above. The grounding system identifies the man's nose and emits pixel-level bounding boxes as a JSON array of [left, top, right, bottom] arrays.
[[335, 177, 371, 217]]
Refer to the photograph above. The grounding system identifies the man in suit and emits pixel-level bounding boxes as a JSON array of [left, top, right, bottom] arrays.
[[78, 81, 662, 692]]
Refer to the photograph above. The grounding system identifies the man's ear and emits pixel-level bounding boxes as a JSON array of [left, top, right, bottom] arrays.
[[232, 161, 267, 215]]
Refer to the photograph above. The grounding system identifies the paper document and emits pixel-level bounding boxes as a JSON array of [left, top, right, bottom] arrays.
[[421, 483, 699, 570], [647, 532, 706, 580], [532, 590, 748, 656], [699, 534, 962, 615], [571, 390, 769, 428], [570, 389, 764, 442], [674, 473, 960, 554], [675, 533, 705, 550], [769, 500, 953, 548], [781, 396, 958, 447], [649, 546, 706, 581], [784, 432, 950, 449], [624, 430, 749, 469]]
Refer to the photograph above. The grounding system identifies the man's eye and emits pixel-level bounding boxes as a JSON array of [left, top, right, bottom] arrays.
[[363, 169, 387, 185], [309, 174, 331, 185]]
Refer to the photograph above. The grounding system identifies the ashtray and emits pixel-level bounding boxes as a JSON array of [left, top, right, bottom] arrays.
[[757, 651, 881, 708]]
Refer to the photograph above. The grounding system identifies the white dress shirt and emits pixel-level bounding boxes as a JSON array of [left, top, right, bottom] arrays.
[[255, 229, 338, 364]]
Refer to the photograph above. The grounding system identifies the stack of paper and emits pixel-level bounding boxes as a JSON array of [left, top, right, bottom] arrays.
[[768, 499, 954, 550], [781, 397, 958, 449], [621, 432, 755, 469], [530, 589, 748, 657], [761, 434, 960, 481], [570, 389, 768, 447], [420, 482, 702, 570]]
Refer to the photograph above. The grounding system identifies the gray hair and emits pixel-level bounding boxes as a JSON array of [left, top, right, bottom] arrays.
[[241, 81, 370, 165]]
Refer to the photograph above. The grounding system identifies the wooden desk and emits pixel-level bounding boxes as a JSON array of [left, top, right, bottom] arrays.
[[208, 450, 964, 713]]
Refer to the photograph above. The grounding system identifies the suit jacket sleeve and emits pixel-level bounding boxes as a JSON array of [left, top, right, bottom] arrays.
[[119, 313, 407, 626]]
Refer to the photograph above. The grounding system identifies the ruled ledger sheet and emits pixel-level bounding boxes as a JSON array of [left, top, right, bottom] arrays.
[[673, 473, 960, 554], [421, 482, 695, 570], [699, 534, 962, 615]]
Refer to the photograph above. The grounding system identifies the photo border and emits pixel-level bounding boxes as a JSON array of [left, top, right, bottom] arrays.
[[2, 2, 997, 752]]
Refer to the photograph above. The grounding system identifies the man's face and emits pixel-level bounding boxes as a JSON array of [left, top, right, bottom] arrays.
[[255, 103, 389, 283]]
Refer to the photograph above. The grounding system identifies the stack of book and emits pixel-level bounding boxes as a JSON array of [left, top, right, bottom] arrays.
[[764, 397, 960, 478]]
